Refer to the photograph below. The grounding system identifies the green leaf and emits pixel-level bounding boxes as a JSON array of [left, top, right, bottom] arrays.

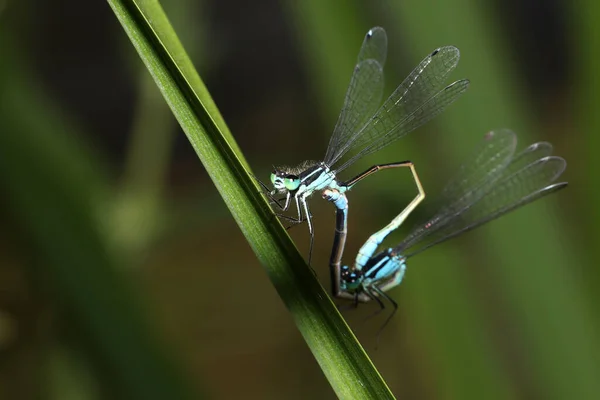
[[107, 0, 394, 398]]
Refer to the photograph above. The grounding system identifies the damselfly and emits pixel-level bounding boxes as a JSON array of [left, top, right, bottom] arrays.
[[258, 27, 469, 263], [324, 130, 567, 328]]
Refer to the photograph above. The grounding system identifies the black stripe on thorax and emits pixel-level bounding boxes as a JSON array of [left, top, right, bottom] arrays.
[[299, 164, 327, 186], [364, 252, 392, 279]]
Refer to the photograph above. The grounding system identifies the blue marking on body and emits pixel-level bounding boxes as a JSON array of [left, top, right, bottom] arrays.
[[369, 256, 399, 281], [354, 249, 408, 293], [355, 242, 378, 270], [355, 228, 393, 270], [377, 252, 407, 292], [298, 166, 340, 198], [323, 188, 348, 210], [299, 164, 349, 197], [393, 262, 406, 286]]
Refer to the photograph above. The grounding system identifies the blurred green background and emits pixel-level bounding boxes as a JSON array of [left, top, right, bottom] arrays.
[[1, 0, 598, 398]]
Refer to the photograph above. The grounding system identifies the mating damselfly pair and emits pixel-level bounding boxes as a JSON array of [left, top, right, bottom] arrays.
[[258, 27, 567, 324]]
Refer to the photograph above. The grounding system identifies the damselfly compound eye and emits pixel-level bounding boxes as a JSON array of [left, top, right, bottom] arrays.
[[283, 177, 300, 191]]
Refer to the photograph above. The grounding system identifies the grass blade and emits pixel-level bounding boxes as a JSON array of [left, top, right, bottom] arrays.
[[107, 0, 395, 397]]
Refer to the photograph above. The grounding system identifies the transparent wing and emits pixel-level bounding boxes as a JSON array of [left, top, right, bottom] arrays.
[[441, 130, 517, 203], [336, 79, 470, 172], [324, 28, 388, 164], [356, 27, 387, 65], [395, 130, 518, 251], [326, 45, 465, 168], [498, 141, 553, 178], [396, 153, 567, 258], [440, 137, 554, 208]]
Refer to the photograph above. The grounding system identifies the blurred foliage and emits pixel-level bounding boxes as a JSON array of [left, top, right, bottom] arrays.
[[0, 0, 598, 399]]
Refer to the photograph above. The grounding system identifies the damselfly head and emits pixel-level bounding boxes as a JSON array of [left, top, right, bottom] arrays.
[[270, 169, 300, 192], [341, 265, 363, 291]]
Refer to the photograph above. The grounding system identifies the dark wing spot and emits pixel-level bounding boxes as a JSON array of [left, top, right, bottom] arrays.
[[431, 49, 440, 56]]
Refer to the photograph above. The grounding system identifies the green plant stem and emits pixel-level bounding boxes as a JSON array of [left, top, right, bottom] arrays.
[[107, 0, 395, 398]]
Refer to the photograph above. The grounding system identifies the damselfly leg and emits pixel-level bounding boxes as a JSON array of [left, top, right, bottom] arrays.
[[253, 173, 292, 211], [253, 173, 310, 229], [370, 286, 399, 346]]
